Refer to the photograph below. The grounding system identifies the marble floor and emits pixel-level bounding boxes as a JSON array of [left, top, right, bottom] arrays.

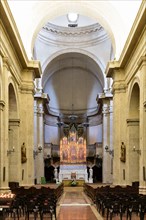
[[50, 187, 141, 220], [57, 187, 101, 220]]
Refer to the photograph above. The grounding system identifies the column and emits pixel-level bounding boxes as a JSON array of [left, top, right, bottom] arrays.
[[8, 119, 20, 183], [0, 57, 10, 191], [34, 92, 49, 184], [20, 69, 35, 186], [0, 100, 7, 191], [36, 102, 44, 184], [139, 57, 146, 194], [102, 98, 113, 183], [112, 70, 127, 185]]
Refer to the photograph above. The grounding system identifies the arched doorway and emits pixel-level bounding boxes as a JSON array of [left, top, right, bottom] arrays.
[[127, 83, 140, 185], [8, 83, 19, 183]]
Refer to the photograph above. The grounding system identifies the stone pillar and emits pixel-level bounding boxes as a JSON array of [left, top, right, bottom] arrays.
[[101, 96, 113, 184], [139, 57, 146, 194], [0, 57, 10, 191], [20, 70, 35, 186], [34, 92, 49, 184], [112, 70, 127, 185], [0, 100, 7, 191], [8, 119, 20, 183], [36, 102, 44, 184]]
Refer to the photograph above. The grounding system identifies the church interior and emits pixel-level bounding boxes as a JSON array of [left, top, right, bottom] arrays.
[[0, 0, 146, 219]]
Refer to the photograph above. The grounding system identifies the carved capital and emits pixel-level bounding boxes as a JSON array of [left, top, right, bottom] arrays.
[[19, 83, 35, 95], [9, 119, 20, 127], [3, 57, 11, 70], [0, 100, 5, 111], [113, 82, 127, 94], [126, 118, 139, 126]]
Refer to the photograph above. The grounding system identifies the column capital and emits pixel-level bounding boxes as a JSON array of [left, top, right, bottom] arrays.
[[126, 118, 139, 126], [3, 57, 12, 70], [9, 119, 20, 127], [0, 100, 5, 111], [34, 93, 50, 103], [19, 83, 35, 94], [112, 82, 127, 94]]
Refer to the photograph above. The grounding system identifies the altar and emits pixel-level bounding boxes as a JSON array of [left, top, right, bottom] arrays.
[[59, 164, 88, 183]]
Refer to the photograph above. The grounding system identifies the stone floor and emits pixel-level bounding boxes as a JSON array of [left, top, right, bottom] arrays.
[[57, 187, 101, 220]]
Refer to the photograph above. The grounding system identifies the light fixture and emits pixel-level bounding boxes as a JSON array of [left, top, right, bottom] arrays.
[[67, 12, 79, 23], [67, 12, 79, 27], [33, 145, 43, 158], [133, 146, 141, 155], [105, 145, 114, 157], [7, 147, 15, 156]]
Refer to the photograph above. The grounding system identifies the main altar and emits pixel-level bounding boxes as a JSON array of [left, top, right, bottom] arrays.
[[58, 123, 91, 183]]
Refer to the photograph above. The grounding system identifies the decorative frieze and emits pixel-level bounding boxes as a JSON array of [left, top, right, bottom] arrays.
[[43, 22, 103, 36], [0, 100, 5, 111]]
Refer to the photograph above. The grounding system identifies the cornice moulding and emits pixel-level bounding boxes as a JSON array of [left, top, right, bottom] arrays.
[[38, 31, 109, 47], [0, 1, 41, 78], [105, 1, 146, 77]]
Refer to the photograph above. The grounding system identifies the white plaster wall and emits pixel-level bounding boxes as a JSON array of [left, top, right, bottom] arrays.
[[88, 124, 102, 145], [45, 125, 59, 145], [44, 68, 102, 114]]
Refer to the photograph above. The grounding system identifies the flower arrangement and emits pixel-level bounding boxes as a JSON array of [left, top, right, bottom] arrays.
[[70, 179, 78, 186]]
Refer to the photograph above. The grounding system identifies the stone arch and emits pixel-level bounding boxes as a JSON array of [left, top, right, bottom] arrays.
[[8, 81, 20, 182], [127, 81, 140, 185], [129, 82, 140, 119], [8, 83, 18, 119], [42, 50, 106, 90], [30, 2, 122, 58]]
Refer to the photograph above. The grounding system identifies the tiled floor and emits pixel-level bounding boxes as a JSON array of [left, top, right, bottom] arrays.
[[57, 187, 100, 220]]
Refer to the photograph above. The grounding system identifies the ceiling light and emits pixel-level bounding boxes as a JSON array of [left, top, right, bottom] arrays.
[[67, 13, 79, 23]]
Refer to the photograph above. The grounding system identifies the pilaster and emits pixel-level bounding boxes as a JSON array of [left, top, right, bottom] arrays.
[[34, 92, 49, 183], [112, 70, 127, 185], [0, 57, 10, 191], [98, 92, 113, 183], [139, 57, 146, 194], [19, 70, 35, 186]]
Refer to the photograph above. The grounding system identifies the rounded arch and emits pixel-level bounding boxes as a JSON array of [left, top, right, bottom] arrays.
[[42, 50, 106, 90], [128, 77, 140, 118], [8, 76, 19, 119], [8, 83, 18, 119], [30, 1, 123, 58]]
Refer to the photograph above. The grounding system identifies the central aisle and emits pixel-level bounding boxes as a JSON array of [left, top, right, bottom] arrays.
[[57, 187, 102, 220]]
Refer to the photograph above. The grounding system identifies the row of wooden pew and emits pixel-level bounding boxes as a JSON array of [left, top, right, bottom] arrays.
[[84, 183, 146, 220]]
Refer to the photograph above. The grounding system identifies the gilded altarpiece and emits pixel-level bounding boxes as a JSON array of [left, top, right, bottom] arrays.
[[60, 124, 86, 164]]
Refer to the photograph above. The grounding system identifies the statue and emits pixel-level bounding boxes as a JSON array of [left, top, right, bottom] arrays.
[[120, 142, 126, 162], [21, 142, 27, 163], [89, 167, 93, 179]]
